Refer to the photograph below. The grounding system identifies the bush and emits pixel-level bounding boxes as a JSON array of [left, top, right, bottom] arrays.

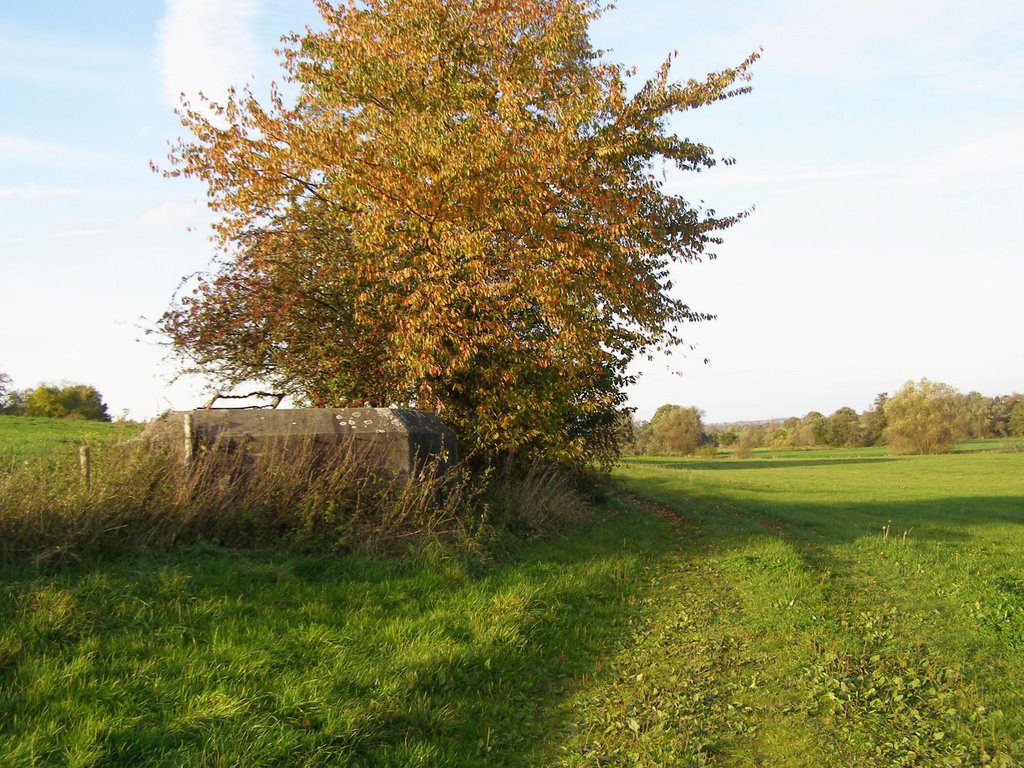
[[642, 405, 707, 456], [695, 444, 718, 459], [883, 379, 966, 455], [6, 383, 111, 421], [733, 431, 755, 459]]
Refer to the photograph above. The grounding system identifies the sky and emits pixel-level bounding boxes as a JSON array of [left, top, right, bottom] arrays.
[[1, 0, 1022, 424]]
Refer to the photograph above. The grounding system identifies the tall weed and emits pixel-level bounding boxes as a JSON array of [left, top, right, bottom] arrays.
[[0, 439, 593, 567], [482, 461, 593, 538], [0, 437, 484, 567]]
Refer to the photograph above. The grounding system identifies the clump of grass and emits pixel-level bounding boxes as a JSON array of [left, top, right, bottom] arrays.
[[694, 444, 719, 459], [0, 435, 598, 568], [481, 462, 593, 539], [0, 436, 487, 568]]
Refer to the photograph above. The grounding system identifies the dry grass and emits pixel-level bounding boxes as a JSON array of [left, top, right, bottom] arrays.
[[482, 462, 594, 538], [0, 436, 482, 568], [0, 432, 598, 568]]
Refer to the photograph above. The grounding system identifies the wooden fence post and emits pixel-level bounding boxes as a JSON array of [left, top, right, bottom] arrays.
[[79, 445, 91, 490], [183, 412, 194, 470]]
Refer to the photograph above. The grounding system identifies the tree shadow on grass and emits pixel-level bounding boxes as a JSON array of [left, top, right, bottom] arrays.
[[614, 470, 1024, 550], [605, 461, 1024, 765], [630, 456, 896, 471], [0, 508, 674, 767], [4, 467, 1022, 766]]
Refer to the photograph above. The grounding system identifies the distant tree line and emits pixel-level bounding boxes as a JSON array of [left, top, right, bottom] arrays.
[[0, 372, 111, 422], [627, 379, 1024, 457]]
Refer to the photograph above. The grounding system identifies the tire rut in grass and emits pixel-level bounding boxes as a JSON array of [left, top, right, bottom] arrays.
[[600, 482, 1013, 765]]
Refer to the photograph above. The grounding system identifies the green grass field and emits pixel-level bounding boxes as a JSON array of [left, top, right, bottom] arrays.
[[0, 415, 142, 466], [1, 421, 1022, 765], [604, 449, 1024, 765], [0, 505, 669, 767]]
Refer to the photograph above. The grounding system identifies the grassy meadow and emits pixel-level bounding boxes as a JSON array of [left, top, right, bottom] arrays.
[[1, 417, 1023, 765], [606, 446, 1024, 766], [0, 415, 142, 467]]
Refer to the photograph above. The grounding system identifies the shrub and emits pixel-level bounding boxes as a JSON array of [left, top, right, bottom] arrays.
[[883, 379, 966, 455], [642, 405, 707, 456], [6, 383, 111, 421], [733, 431, 755, 459]]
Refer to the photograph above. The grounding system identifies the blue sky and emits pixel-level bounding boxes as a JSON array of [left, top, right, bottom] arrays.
[[2, 0, 1022, 423]]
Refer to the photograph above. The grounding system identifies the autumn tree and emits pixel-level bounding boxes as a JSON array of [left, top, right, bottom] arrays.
[[614, 410, 638, 455], [958, 391, 1004, 439], [882, 379, 966, 455], [55, 384, 111, 422], [707, 426, 737, 447], [1008, 395, 1024, 439], [22, 386, 65, 418], [733, 425, 761, 459], [642, 404, 706, 456], [798, 411, 827, 446], [0, 371, 11, 412], [158, 0, 755, 468], [825, 406, 863, 447], [860, 392, 887, 447], [766, 425, 789, 448], [985, 396, 1010, 438], [13, 383, 112, 421]]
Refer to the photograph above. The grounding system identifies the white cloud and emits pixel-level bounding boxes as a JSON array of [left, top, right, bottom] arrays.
[[699, 0, 1024, 90], [135, 201, 210, 231], [0, 183, 83, 200], [156, 0, 260, 109], [50, 228, 115, 239], [0, 133, 104, 168], [897, 126, 1024, 190]]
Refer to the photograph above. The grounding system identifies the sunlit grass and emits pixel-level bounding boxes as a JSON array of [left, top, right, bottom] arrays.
[[588, 448, 1024, 765], [2, 422, 1023, 765], [0, 415, 142, 468], [0, 504, 670, 767]]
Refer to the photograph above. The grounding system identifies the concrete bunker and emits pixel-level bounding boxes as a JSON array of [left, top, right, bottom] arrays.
[[139, 408, 458, 482]]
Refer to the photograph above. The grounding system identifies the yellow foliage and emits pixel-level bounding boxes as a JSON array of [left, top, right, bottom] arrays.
[[158, 0, 757, 467]]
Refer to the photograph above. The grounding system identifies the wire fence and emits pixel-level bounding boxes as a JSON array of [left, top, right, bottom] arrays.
[[0, 421, 143, 470], [0, 441, 120, 485]]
